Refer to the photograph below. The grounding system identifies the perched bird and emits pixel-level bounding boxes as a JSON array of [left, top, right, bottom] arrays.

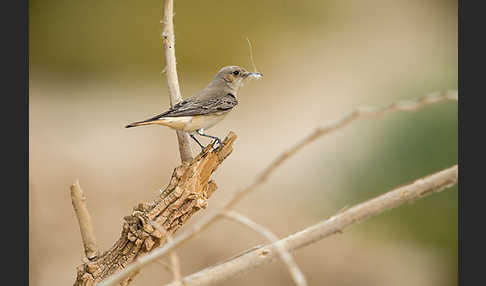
[[125, 65, 263, 149]]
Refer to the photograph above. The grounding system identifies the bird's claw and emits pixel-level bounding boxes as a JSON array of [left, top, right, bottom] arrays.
[[211, 138, 223, 150]]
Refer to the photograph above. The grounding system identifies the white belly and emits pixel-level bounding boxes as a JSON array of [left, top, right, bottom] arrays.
[[154, 112, 229, 132]]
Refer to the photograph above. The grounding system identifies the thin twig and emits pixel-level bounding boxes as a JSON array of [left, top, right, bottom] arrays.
[[222, 211, 307, 286], [156, 260, 174, 275], [170, 251, 183, 286], [164, 165, 458, 286], [70, 180, 99, 260], [246, 37, 258, 73], [161, 0, 193, 163], [149, 221, 183, 286], [98, 90, 457, 286], [226, 89, 458, 210]]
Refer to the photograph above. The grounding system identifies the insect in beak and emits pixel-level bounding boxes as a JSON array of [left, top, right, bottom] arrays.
[[244, 72, 264, 80]]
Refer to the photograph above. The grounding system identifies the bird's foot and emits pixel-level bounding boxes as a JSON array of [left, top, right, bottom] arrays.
[[195, 129, 223, 151], [211, 138, 223, 150], [190, 134, 206, 152]]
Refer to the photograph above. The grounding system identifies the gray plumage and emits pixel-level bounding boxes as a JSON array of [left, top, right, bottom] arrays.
[[125, 65, 263, 148], [135, 93, 238, 124]]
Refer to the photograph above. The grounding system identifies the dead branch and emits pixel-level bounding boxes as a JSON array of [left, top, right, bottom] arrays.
[[98, 90, 458, 286], [164, 165, 458, 286], [71, 180, 99, 260], [222, 211, 307, 286], [72, 133, 237, 286], [161, 0, 193, 163]]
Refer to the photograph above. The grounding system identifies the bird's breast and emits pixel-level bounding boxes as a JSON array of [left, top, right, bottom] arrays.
[[155, 111, 230, 132], [187, 111, 229, 131]]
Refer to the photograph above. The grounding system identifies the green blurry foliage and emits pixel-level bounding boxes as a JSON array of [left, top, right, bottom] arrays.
[[30, 0, 332, 76], [30, 0, 457, 284], [328, 102, 457, 284]]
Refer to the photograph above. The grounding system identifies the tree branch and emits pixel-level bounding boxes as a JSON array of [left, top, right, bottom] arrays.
[[161, 0, 192, 163], [169, 250, 182, 286], [98, 90, 458, 286], [222, 211, 307, 286], [164, 165, 458, 286], [73, 133, 237, 286], [71, 180, 99, 260], [148, 221, 182, 286]]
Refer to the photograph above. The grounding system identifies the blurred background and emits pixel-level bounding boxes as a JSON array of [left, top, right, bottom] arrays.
[[29, 0, 457, 285]]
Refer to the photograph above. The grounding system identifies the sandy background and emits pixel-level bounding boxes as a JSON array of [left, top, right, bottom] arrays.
[[30, 0, 457, 285]]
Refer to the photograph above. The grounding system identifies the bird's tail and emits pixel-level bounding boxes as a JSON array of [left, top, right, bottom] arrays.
[[126, 117, 186, 130], [125, 119, 159, 128]]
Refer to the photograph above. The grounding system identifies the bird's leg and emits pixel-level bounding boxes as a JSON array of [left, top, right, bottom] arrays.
[[197, 129, 223, 148], [190, 134, 205, 150]]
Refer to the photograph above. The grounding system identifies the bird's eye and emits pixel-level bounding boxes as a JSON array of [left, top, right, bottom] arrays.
[[232, 70, 240, 76]]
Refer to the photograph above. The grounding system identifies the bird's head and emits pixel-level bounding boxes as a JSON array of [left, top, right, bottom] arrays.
[[211, 65, 263, 93]]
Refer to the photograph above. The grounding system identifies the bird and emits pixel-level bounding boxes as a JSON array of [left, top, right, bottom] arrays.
[[125, 65, 263, 149]]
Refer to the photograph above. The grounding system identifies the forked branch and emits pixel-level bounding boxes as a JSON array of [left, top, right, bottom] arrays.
[[164, 165, 458, 286], [99, 90, 458, 286], [148, 221, 182, 286], [72, 133, 237, 286], [222, 211, 308, 286]]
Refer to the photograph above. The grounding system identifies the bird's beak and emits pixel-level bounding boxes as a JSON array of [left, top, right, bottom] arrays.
[[243, 71, 264, 80]]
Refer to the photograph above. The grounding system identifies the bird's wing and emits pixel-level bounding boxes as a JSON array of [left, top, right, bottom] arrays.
[[151, 93, 238, 119]]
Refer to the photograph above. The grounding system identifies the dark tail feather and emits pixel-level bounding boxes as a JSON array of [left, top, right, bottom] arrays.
[[125, 116, 165, 128], [125, 119, 151, 128], [125, 111, 169, 128]]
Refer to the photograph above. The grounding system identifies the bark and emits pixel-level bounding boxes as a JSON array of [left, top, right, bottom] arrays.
[[72, 132, 237, 286], [71, 180, 99, 260]]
